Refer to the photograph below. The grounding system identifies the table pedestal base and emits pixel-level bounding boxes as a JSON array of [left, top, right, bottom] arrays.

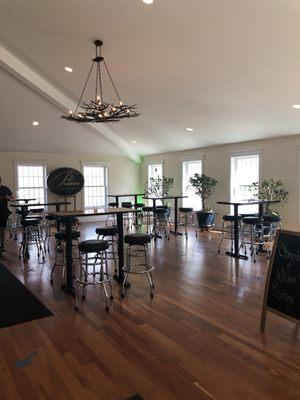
[[225, 251, 248, 260], [170, 230, 183, 236]]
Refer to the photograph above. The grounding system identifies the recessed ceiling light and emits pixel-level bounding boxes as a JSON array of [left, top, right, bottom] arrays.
[[64, 66, 73, 72], [186, 127, 194, 132], [143, 0, 154, 4], [292, 104, 300, 109], [32, 121, 39, 126], [132, 140, 137, 144]]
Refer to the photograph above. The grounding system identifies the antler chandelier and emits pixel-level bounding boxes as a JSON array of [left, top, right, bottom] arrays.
[[62, 40, 140, 123]]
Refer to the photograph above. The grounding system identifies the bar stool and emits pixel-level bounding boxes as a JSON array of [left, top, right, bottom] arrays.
[[75, 239, 113, 311], [240, 216, 264, 262], [134, 202, 145, 230], [96, 226, 118, 273], [122, 233, 154, 298], [19, 219, 45, 261], [178, 207, 194, 237], [153, 207, 171, 240], [262, 214, 282, 249], [106, 202, 117, 226], [45, 214, 58, 252], [218, 214, 242, 254], [51, 230, 81, 286], [121, 202, 133, 231], [142, 206, 153, 234]]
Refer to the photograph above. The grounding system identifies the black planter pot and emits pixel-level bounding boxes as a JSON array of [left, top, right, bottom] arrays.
[[196, 211, 216, 231]]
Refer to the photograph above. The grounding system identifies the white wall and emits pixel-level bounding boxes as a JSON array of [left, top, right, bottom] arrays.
[[0, 150, 141, 212], [142, 135, 300, 231]]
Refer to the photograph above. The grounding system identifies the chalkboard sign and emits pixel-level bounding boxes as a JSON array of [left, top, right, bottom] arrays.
[[261, 230, 300, 331], [47, 167, 84, 196]]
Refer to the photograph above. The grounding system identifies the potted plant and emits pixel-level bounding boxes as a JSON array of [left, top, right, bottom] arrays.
[[188, 173, 218, 230], [249, 178, 288, 215]]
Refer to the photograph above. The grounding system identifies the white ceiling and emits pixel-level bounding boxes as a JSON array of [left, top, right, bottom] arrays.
[[1, 0, 300, 158]]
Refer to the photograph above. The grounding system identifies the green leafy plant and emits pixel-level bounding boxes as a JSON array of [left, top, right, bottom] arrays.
[[188, 173, 218, 211], [146, 176, 174, 198], [249, 178, 288, 214]]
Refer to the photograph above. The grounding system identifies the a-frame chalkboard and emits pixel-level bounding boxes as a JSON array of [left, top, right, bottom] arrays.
[[261, 230, 300, 331]]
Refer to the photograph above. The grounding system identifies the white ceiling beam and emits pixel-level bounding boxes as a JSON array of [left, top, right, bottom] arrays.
[[0, 44, 141, 163]]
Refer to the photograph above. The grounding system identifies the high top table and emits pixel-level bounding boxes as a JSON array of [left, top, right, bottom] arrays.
[[48, 207, 137, 294], [108, 193, 145, 207], [12, 198, 36, 203], [10, 201, 71, 226], [143, 195, 188, 236], [217, 199, 280, 260]]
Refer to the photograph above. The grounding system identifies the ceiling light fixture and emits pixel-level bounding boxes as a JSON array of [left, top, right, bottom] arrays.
[[292, 104, 300, 109], [186, 127, 194, 132], [143, 0, 154, 4], [132, 140, 137, 144], [32, 121, 39, 126], [62, 40, 140, 123], [64, 66, 73, 72]]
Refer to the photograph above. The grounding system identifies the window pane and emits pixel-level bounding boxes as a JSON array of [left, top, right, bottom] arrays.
[[230, 155, 259, 214], [17, 164, 46, 203], [83, 165, 107, 208], [148, 164, 163, 187], [182, 160, 202, 210]]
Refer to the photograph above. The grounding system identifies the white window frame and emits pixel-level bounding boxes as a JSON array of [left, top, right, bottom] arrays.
[[14, 160, 47, 204], [229, 151, 261, 214], [147, 162, 164, 188], [181, 158, 203, 210], [81, 162, 108, 210]]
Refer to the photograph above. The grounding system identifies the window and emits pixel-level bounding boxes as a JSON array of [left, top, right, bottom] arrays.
[[83, 164, 107, 209], [148, 163, 163, 187], [182, 160, 203, 209], [230, 154, 260, 214], [16, 163, 47, 204]]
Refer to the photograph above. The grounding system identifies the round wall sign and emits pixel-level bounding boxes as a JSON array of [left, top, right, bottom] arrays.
[[47, 167, 84, 196]]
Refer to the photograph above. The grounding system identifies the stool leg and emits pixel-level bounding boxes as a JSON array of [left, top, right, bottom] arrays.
[[121, 246, 130, 297], [145, 244, 154, 297], [217, 221, 225, 253]]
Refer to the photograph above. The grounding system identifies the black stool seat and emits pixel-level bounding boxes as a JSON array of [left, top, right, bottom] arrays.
[[121, 202, 133, 209], [108, 202, 117, 207], [26, 215, 43, 221], [263, 215, 282, 223], [55, 230, 81, 240], [29, 208, 45, 213], [79, 239, 109, 253], [23, 219, 40, 227], [242, 216, 263, 225], [46, 214, 58, 221], [142, 206, 153, 212], [135, 203, 145, 208], [60, 216, 79, 223], [223, 214, 242, 222], [96, 226, 118, 236], [124, 233, 151, 245], [154, 208, 168, 215], [179, 207, 193, 213]]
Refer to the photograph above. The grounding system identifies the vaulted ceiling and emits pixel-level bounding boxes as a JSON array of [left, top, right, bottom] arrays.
[[1, 0, 300, 160]]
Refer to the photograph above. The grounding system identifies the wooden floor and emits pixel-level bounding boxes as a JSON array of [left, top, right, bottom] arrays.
[[0, 223, 300, 400]]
